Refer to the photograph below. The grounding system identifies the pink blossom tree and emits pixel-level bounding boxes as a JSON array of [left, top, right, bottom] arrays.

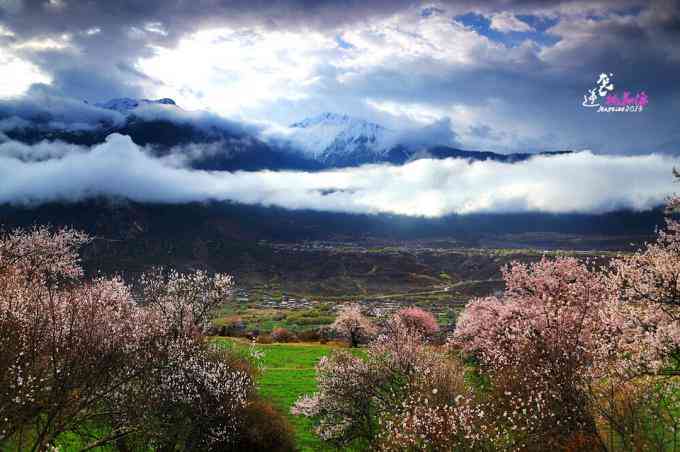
[[0, 228, 155, 449], [330, 304, 376, 347], [453, 257, 613, 449], [138, 266, 234, 335], [298, 244, 680, 450], [0, 227, 257, 451], [293, 313, 440, 447], [395, 306, 439, 337], [602, 216, 680, 376], [452, 208, 680, 450]]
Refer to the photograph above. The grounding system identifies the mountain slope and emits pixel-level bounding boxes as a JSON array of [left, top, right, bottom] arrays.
[[403, 146, 573, 165], [94, 97, 178, 113], [1, 97, 322, 172], [288, 112, 398, 166], [286, 112, 571, 168]]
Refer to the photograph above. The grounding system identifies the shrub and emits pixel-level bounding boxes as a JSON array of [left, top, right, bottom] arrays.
[[256, 334, 273, 344], [245, 330, 260, 341], [318, 325, 332, 344], [218, 316, 246, 337], [297, 329, 320, 342], [235, 400, 296, 452], [271, 327, 297, 343]]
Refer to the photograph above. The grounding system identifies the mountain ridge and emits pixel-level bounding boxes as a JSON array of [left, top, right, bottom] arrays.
[[285, 111, 573, 167], [93, 97, 178, 113], [1, 98, 572, 172]]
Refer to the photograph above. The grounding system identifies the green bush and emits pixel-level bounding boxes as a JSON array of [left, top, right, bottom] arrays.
[[231, 400, 296, 452], [297, 329, 320, 342]]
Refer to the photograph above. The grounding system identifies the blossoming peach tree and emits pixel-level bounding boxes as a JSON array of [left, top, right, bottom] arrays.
[[0, 227, 255, 451], [329, 303, 376, 347], [292, 310, 446, 448]]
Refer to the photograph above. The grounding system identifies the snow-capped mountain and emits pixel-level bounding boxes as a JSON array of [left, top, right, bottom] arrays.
[[94, 97, 177, 113], [287, 112, 400, 166], [284, 112, 574, 168]]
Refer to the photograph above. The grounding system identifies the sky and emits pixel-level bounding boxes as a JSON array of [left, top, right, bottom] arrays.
[[0, 0, 678, 155], [0, 0, 678, 217]]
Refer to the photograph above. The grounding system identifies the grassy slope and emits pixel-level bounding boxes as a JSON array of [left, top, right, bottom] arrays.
[[213, 338, 339, 451]]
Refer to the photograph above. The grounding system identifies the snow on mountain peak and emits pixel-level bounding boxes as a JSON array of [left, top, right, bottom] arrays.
[[287, 112, 397, 162], [95, 97, 177, 113], [290, 112, 353, 128]]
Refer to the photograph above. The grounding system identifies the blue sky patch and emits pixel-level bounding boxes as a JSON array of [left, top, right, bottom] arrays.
[[455, 12, 560, 47]]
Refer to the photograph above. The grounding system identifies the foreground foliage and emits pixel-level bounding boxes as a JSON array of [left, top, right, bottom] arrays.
[[294, 201, 680, 451], [0, 227, 293, 451]]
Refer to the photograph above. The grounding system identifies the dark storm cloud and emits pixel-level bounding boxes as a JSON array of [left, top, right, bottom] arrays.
[[0, 90, 125, 128], [395, 118, 460, 149], [0, 0, 413, 36], [317, 1, 679, 153], [0, 0, 657, 100]]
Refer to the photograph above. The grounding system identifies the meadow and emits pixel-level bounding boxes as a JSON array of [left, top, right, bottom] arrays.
[[213, 338, 338, 451]]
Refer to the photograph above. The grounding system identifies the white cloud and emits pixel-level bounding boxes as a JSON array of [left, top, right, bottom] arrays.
[[0, 137, 86, 161], [13, 35, 72, 51], [0, 30, 74, 98], [0, 133, 675, 217], [365, 98, 543, 151], [0, 48, 51, 98], [489, 12, 534, 33], [135, 5, 536, 121], [334, 6, 534, 75], [137, 27, 335, 116]]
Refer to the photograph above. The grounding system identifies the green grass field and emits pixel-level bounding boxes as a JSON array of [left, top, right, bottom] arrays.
[[213, 338, 339, 451]]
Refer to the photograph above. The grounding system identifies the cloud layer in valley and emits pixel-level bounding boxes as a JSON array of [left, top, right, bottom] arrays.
[[0, 133, 675, 217]]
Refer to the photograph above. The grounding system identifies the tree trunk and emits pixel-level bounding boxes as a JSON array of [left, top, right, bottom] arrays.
[[350, 332, 358, 348]]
